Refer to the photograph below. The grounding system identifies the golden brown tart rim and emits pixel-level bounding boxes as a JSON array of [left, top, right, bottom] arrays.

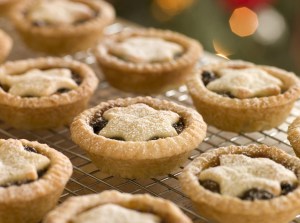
[[70, 96, 207, 160], [288, 117, 300, 157], [43, 190, 192, 223], [0, 138, 72, 223], [179, 144, 300, 223], [94, 28, 202, 74]]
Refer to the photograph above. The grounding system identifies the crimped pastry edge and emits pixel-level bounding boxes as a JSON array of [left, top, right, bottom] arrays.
[[0, 57, 98, 108], [43, 190, 192, 223], [187, 60, 300, 110], [0, 139, 73, 223], [70, 96, 207, 160], [94, 28, 202, 74], [179, 144, 300, 223], [187, 60, 300, 132], [288, 117, 300, 157], [10, 0, 115, 36]]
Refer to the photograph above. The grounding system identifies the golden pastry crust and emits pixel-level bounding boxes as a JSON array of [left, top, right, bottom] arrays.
[[94, 28, 202, 94], [179, 144, 300, 223], [0, 29, 12, 63], [0, 0, 23, 16], [288, 117, 300, 157], [70, 96, 207, 178], [0, 138, 72, 223], [10, 0, 115, 55], [0, 57, 98, 129], [187, 60, 300, 132], [43, 190, 192, 223]]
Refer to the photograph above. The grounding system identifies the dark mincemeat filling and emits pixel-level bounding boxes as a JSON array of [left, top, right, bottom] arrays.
[[0, 146, 48, 188], [199, 180, 297, 201], [0, 70, 82, 97], [201, 70, 234, 98], [201, 70, 285, 98], [89, 108, 185, 141]]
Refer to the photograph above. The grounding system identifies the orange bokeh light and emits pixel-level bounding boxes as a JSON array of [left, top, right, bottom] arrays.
[[229, 7, 259, 37], [155, 0, 194, 16]]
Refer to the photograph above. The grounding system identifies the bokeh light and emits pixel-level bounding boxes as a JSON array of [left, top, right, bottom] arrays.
[[254, 7, 286, 45], [154, 0, 194, 16], [229, 7, 259, 37]]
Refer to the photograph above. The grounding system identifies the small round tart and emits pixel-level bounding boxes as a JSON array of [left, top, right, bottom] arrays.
[[0, 29, 12, 63], [179, 144, 300, 223], [43, 190, 192, 223], [10, 0, 115, 55], [187, 60, 300, 132], [94, 28, 203, 94], [0, 57, 98, 129], [0, 138, 72, 223], [288, 117, 300, 157], [70, 97, 207, 178]]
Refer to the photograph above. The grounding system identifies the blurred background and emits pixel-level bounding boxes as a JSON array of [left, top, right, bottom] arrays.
[[109, 0, 300, 75]]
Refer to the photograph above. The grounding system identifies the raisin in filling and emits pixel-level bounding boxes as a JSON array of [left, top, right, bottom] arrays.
[[199, 180, 297, 200], [0, 146, 48, 187], [201, 70, 235, 98], [201, 70, 217, 86], [90, 111, 185, 141]]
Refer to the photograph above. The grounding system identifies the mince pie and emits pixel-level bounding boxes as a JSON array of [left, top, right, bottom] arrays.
[[0, 29, 12, 63], [94, 28, 202, 93], [70, 97, 207, 178], [0, 57, 98, 129], [179, 144, 300, 223], [0, 138, 72, 223], [43, 190, 192, 223], [187, 60, 300, 132], [10, 0, 115, 55], [288, 117, 300, 157]]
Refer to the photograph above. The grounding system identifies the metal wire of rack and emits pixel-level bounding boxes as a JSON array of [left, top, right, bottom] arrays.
[[1, 18, 300, 223]]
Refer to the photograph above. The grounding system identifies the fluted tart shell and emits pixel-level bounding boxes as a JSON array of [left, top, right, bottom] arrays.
[[187, 60, 300, 132], [179, 144, 300, 223], [0, 57, 98, 129], [10, 0, 115, 55], [70, 96, 207, 178], [94, 28, 202, 94], [0, 139, 72, 223]]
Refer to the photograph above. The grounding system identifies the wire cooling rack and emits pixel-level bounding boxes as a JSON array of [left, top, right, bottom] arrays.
[[1, 18, 300, 223]]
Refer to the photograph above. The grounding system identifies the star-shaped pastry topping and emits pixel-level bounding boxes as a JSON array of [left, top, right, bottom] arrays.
[[73, 204, 161, 223], [0, 139, 50, 186], [199, 154, 297, 197], [109, 37, 183, 63], [0, 68, 78, 97], [206, 68, 283, 99], [99, 103, 180, 141], [28, 0, 94, 25]]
